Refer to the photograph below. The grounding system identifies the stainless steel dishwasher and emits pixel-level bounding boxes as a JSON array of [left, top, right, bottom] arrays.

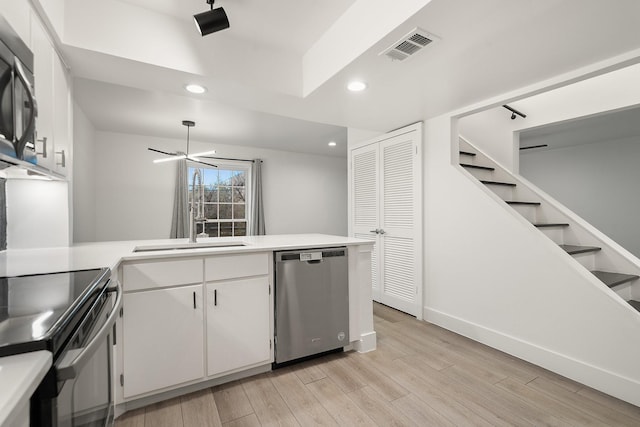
[[274, 247, 349, 366]]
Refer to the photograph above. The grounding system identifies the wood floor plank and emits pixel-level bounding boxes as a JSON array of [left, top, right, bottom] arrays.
[[290, 357, 327, 385], [242, 373, 300, 427], [269, 367, 338, 426], [373, 303, 412, 323], [348, 386, 416, 427], [115, 407, 145, 427], [527, 376, 640, 427], [342, 352, 409, 401], [442, 364, 571, 427], [396, 356, 531, 427], [213, 381, 255, 424], [317, 353, 368, 394], [181, 389, 223, 427], [392, 394, 456, 427], [577, 386, 640, 421], [143, 397, 183, 427], [223, 413, 261, 427], [495, 377, 602, 426], [306, 378, 377, 426]]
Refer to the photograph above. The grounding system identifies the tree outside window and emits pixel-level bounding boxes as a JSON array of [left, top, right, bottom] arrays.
[[188, 163, 249, 237]]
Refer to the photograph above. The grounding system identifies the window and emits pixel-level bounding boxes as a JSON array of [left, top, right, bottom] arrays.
[[188, 163, 250, 237]]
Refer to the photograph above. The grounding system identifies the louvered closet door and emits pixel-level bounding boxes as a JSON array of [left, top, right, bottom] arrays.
[[351, 144, 381, 300], [379, 132, 419, 316]]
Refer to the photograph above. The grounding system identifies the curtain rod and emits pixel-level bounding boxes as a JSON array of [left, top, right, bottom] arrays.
[[200, 156, 263, 163]]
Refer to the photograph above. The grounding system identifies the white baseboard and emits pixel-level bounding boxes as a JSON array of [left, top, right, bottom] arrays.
[[424, 306, 640, 407], [354, 331, 377, 353]]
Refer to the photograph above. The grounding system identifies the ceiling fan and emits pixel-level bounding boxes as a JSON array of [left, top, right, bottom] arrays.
[[148, 120, 218, 168]]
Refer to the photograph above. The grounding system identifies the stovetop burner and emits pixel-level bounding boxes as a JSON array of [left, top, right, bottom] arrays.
[[0, 268, 111, 358]]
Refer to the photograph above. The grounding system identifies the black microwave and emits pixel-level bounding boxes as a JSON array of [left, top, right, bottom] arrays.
[[0, 14, 37, 164]]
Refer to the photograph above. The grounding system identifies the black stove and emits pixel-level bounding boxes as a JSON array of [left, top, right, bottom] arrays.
[[0, 268, 111, 359]]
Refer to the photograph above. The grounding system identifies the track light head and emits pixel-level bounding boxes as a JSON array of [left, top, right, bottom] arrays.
[[194, 0, 230, 36], [511, 113, 516, 120]]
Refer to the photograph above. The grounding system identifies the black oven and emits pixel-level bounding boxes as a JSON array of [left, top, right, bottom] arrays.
[[0, 14, 37, 164], [0, 268, 121, 427]]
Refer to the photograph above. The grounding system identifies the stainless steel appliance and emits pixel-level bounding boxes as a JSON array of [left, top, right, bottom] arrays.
[[274, 247, 349, 366], [0, 14, 37, 164], [0, 268, 121, 426]]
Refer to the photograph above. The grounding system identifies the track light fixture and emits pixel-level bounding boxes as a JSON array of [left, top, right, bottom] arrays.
[[194, 0, 230, 36], [503, 104, 526, 120]]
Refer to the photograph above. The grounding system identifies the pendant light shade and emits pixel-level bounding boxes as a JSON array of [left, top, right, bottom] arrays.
[[194, 3, 229, 36]]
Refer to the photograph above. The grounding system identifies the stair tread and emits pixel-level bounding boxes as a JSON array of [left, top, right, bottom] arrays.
[[480, 180, 516, 187], [459, 150, 476, 156], [460, 163, 495, 171], [506, 201, 541, 206], [534, 223, 570, 228], [629, 300, 640, 312], [559, 244, 602, 255], [591, 271, 640, 288]]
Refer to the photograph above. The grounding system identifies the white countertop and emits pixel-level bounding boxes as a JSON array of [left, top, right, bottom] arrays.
[[0, 351, 51, 427], [0, 234, 372, 277]]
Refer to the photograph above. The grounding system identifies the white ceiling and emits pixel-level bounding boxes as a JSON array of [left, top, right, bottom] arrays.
[[55, 0, 640, 157]]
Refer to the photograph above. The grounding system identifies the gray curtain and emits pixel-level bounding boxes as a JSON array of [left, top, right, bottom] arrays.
[[170, 155, 188, 238], [250, 159, 266, 235]]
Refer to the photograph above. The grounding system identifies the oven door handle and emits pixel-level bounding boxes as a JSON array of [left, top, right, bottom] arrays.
[[57, 282, 122, 381]]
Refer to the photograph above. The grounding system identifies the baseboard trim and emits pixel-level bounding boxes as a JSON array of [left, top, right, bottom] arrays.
[[354, 331, 377, 353], [424, 306, 640, 407]]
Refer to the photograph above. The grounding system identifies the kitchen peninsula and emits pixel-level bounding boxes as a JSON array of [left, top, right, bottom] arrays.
[[0, 234, 375, 424]]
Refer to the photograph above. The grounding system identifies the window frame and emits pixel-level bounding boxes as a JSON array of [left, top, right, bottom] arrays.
[[187, 160, 252, 238]]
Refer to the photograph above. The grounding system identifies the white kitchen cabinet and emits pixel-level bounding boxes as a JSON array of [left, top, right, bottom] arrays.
[[122, 285, 204, 398], [29, 11, 70, 175], [206, 276, 271, 377], [350, 123, 422, 317], [30, 14, 55, 170], [52, 53, 70, 175]]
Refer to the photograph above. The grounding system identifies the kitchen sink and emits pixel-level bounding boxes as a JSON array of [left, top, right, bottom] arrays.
[[133, 241, 246, 252]]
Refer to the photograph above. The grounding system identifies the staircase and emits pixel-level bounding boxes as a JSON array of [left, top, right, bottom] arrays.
[[458, 140, 640, 313]]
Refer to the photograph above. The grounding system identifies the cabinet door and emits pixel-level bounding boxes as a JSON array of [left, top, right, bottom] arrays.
[[351, 144, 380, 300], [30, 15, 54, 169], [52, 54, 69, 175], [206, 277, 270, 377], [123, 285, 204, 398]]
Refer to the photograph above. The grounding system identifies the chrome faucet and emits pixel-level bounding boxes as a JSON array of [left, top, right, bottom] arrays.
[[189, 168, 206, 243]]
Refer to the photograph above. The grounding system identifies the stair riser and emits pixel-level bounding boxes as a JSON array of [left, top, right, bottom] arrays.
[[510, 204, 537, 222], [538, 227, 564, 244], [484, 185, 513, 199], [464, 168, 495, 181], [571, 252, 596, 270], [614, 285, 634, 301]]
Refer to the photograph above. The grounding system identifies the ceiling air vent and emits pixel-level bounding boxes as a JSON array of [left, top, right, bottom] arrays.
[[380, 28, 437, 62]]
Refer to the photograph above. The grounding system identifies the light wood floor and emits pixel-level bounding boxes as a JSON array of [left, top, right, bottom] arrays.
[[116, 303, 640, 426]]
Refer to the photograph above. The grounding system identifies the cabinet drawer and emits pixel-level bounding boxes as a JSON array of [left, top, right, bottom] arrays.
[[205, 253, 268, 281], [122, 258, 203, 291]]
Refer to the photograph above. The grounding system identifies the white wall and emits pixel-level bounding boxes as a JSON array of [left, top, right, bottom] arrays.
[[422, 54, 640, 406], [81, 131, 347, 242], [72, 102, 96, 242], [520, 136, 640, 258]]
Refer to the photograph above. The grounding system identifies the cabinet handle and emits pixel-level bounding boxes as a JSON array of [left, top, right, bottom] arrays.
[[214, 289, 217, 306], [36, 136, 47, 158], [193, 291, 196, 309], [56, 149, 66, 168]]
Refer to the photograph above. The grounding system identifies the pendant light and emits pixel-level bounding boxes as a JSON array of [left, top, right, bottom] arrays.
[[148, 121, 218, 168], [194, 0, 230, 36]]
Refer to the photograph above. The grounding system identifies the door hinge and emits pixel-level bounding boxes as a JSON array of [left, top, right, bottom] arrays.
[[120, 374, 124, 387], [119, 307, 123, 317], [269, 284, 271, 295], [415, 145, 418, 155], [270, 339, 272, 349]]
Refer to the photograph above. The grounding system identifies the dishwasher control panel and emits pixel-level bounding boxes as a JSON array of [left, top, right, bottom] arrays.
[[300, 252, 322, 261]]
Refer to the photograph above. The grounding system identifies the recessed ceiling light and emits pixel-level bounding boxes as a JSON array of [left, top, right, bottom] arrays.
[[185, 84, 207, 94], [328, 141, 337, 147], [347, 81, 367, 92]]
